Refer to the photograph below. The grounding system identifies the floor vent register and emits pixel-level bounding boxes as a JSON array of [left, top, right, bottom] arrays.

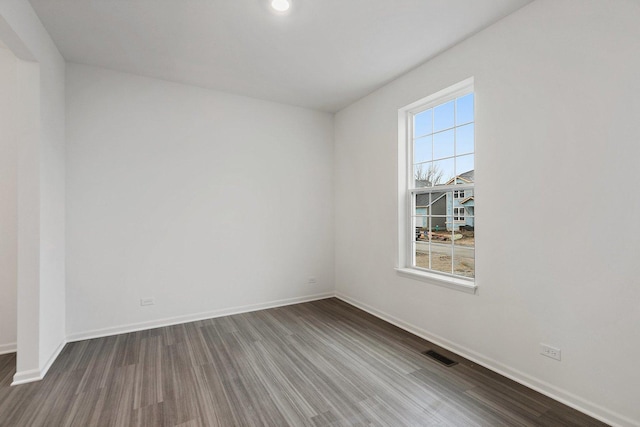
[[422, 349, 458, 367]]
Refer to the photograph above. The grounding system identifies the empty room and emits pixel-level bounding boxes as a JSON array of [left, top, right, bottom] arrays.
[[0, 0, 638, 426]]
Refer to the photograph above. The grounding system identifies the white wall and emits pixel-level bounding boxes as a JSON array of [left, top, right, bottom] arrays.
[[334, 0, 640, 426], [66, 64, 334, 338], [0, 44, 18, 355], [0, 0, 66, 381]]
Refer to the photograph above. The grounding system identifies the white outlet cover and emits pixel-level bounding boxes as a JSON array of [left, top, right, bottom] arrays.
[[540, 343, 561, 361]]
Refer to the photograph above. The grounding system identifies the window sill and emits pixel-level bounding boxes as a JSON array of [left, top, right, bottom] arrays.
[[395, 268, 477, 294]]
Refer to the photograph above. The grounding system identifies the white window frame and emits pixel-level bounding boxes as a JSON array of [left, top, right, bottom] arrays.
[[396, 78, 477, 294], [454, 207, 465, 222], [454, 190, 465, 199]]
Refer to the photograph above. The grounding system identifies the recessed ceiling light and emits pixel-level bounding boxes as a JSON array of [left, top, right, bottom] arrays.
[[271, 0, 290, 12]]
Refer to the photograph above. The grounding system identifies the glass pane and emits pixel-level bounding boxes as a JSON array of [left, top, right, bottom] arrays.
[[433, 129, 455, 160], [454, 246, 475, 278], [454, 216, 474, 246], [413, 215, 428, 241], [430, 191, 449, 219], [429, 237, 452, 274], [414, 135, 432, 164], [413, 215, 428, 229], [415, 248, 430, 270], [415, 194, 429, 210], [434, 100, 455, 132], [429, 214, 448, 237], [456, 124, 474, 156], [415, 193, 431, 217], [414, 163, 434, 187], [429, 216, 447, 233], [411, 216, 421, 271], [456, 93, 474, 125], [455, 154, 474, 178], [433, 158, 455, 186], [414, 109, 432, 138]]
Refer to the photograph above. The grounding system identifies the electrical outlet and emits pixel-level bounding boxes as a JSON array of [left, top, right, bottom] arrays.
[[308, 277, 317, 284], [140, 298, 155, 306], [540, 343, 561, 361]]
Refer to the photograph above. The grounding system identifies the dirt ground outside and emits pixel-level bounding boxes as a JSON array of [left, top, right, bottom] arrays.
[[415, 251, 474, 278], [414, 228, 474, 278]]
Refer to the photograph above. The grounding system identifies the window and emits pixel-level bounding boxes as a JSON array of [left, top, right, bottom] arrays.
[[397, 78, 476, 292], [454, 207, 465, 222]]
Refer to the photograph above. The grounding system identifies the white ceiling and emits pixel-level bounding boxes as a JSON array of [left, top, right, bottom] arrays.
[[29, 0, 531, 112]]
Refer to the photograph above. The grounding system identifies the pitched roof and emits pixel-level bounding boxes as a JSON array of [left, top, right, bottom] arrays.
[[459, 196, 474, 205], [445, 169, 474, 185], [459, 170, 475, 182]]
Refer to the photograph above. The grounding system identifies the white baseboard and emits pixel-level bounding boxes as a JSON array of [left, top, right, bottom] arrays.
[[0, 342, 17, 355], [12, 339, 66, 386], [335, 292, 636, 427], [11, 368, 40, 386], [67, 292, 335, 343]]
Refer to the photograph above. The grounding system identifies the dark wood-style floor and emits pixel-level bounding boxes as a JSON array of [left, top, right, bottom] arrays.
[[0, 298, 607, 426]]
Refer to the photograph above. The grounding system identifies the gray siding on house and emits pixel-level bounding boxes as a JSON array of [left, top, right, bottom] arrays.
[[416, 192, 446, 230], [430, 196, 447, 230]]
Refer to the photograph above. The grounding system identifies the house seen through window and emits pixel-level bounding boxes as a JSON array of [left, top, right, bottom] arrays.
[[408, 81, 475, 280]]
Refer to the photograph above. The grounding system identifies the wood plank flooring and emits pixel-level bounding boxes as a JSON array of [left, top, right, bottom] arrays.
[[0, 298, 608, 426]]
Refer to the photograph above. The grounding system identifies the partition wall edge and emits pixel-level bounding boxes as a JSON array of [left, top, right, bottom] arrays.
[[0, 0, 66, 385]]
